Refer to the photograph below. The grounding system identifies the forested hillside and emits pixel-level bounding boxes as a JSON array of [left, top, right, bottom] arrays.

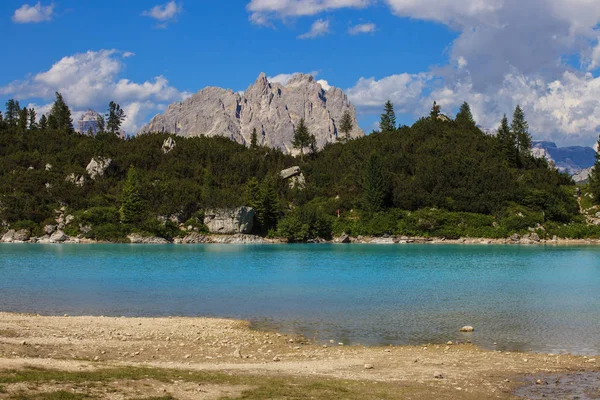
[[1, 94, 597, 242]]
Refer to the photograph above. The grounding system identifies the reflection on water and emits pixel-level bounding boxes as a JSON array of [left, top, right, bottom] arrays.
[[1, 243, 600, 354]]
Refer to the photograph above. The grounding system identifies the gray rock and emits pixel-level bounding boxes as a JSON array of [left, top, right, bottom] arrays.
[[334, 234, 351, 244], [289, 173, 306, 190], [139, 73, 364, 153], [460, 326, 475, 332], [509, 233, 520, 241], [13, 229, 31, 242], [45, 163, 53, 171], [204, 207, 255, 234], [1, 229, 15, 243], [44, 225, 57, 235], [65, 173, 85, 187], [127, 234, 170, 244], [530, 232, 541, 242], [86, 157, 113, 180], [50, 230, 69, 243], [181, 232, 208, 244], [162, 137, 176, 154], [280, 166, 301, 180]]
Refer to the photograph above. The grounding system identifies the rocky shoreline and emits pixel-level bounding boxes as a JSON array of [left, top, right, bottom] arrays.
[[2, 228, 600, 245]]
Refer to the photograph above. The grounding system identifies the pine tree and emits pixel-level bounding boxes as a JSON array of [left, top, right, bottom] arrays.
[[0, 111, 4, 129], [257, 176, 279, 232], [97, 114, 106, 133], [456, 102, 475, 126], [430, 101, 441, 119], [363, 152, 385, 213], [379, 100, 396, 132], [308, 134, 317, 156], [250, 128, 258, 149], [511, 105, 531, 165], [49, 92, 73, 133], [292, 118, 311, 161], [18, 108, 28, 132], [106, 101, 126, 134], [120, 166, 144, 224], [5, 99, 20, 127], [39, 114, 48, 130], [339, 110, 353, 141], [589, 135, 600, 203], [245, 177, 260, 209], [28, 108, 37, 130], [497, 114, 517, 167]]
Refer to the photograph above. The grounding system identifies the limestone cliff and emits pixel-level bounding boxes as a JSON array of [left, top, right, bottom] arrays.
[[139, 73, 364, 152]]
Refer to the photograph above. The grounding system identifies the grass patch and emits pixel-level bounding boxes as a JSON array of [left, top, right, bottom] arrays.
[[0, 367, 410, 400], [8, 391, 89, 400]]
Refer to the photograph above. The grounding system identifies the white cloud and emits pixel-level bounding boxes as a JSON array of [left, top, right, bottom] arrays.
[[12, 2, 54, 23], [348, 22, 376, 35], [142, 1, 182, 22], [317, 79, 331, 90], [267, 71, 320, 85], [247, 0, 370, 24], [0, 49, 188, 134], [298, 19, 330, 39]]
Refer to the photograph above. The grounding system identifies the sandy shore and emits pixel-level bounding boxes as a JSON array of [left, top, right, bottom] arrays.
[[0, 312, 598, 399]]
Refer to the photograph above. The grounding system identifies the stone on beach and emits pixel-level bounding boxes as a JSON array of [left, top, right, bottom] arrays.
[[460, 326, 475, 332]]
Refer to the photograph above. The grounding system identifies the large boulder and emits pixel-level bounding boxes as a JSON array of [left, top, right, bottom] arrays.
[[1, 229, 15, 243], [50, 230, 69, 243], [13, 229, 31, 242], [162, 137, 176, 154], [280, 166, 301, 180], [280, 166, 306, 189], [203, 207, 255, 234], [86, 157, 113, 180]]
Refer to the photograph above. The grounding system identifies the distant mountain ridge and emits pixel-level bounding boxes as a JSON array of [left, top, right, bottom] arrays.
[[139, 73, 364, 153], [532, 141, 597, 180]]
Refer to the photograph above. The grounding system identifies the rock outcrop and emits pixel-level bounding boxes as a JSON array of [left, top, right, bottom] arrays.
[[139, 73, 364, 153], [573, 167, 594, 183], [162, 137, 176, 154], [203, 207, 255, 234], [86, 157, 113, 180], [532, 141, 597, 176], [280, 166, 306, 189], [127, 234, 170, 244]]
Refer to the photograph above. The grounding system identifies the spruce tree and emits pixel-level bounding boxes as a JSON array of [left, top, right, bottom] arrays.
[[49, 92, 73, 133], [18, 108, 28, 132], [258, 176, 279, 232], [430, 101, 441, 118], [120, 166, 144, 225], [379, 100, 396, 132], [0, 111, 3, 129], [589, 135, 600, 203], [497, 114, 517, 167], [456, 102, 475, 126], [5, 99, 20, 127], [339, 110, 353, 141], [309, 134, 317, 157], [106, 101, 126, 134], [28, 108, 37, 130], [363, 151, 385, 213], [97, 114, 106, 133], [250, 128, 258, 149], [511, 105, 531, 164], [292, 118, 311, 161], [39, 114, 48, 130]]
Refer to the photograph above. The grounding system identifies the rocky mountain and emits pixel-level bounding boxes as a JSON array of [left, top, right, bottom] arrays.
[[139, 73, 364, 153], [531, 141, 597, 180]]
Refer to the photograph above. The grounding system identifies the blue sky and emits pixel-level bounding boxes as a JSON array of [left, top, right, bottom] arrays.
[[2, 0, 600, 146]]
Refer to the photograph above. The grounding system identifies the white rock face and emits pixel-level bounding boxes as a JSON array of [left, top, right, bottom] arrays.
[[139, 73, 364, 153], [86, 158, 113, 180], [204, 207, 255, 234], [162, 137, 176, 154], [573, 167, 594, 183]]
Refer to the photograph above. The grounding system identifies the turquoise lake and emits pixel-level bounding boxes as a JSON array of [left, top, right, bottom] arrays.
[[1, 243, 600, 355]]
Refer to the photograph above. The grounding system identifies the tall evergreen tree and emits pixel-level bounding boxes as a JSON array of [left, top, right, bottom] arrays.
[[5, 99, 20, 127], [363, 152, 386, 213], [589, 135, 600, 203], [308, 134, 317, 157], [456, 101, 475, 126], [49, 92, 73, 133], [511, 105, 531, 164], [339, 110, 354, 141], [96, 114, 106, 133], [106, 101, 126, 134], [497, 114, 517, 166], [257, 176, 279, 232], [120, 166, 144, 224], [39, 114, 48, 130], [28, 108, 37, 130], [379, 100, 396, 132], [0, 111, 4, 129], [430, 101, 441, 118], [250, 128, 258, 149], [292, 118, 311, 161], [18, 108, 28, 132]]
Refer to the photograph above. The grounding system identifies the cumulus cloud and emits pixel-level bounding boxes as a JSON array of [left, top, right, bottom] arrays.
[[298, 19, 330, 39], [0, 49, 188, 134], [12, 2, 54, 23], [348, 22, 376, 35], [247, 0, 370, 24], [267, 71, 320, 85], [142, 1, 182, 25]]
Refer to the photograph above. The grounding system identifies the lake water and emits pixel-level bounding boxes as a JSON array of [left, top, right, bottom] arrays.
[[1, 243, 600, 355]]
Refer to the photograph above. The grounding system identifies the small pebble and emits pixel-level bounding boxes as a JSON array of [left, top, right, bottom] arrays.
[[364, 364, 374, 370]]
